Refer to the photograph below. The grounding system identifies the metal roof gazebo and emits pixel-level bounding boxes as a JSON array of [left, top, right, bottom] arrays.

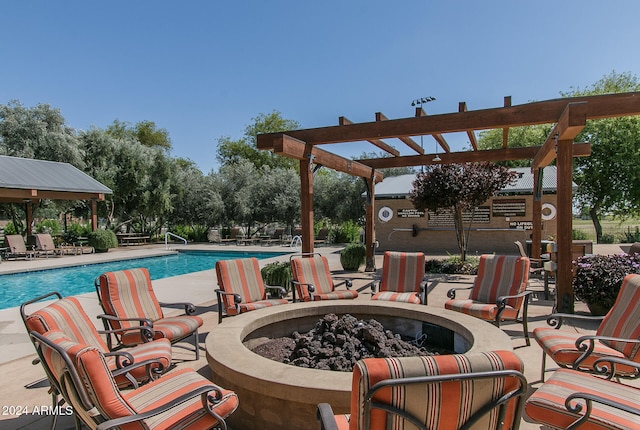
[[0, 155, 112, 234], [257, 91, 640, 313]]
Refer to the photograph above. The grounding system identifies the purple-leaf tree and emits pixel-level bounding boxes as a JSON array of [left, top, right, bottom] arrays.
[[410, 162, 518, 261]]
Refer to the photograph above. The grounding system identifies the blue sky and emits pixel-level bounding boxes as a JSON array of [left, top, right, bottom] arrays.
[[1, 1, 638, 173]]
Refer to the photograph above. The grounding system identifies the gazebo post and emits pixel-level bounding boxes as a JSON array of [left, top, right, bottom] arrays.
[[555, 138, 575, 313], [91, 199, 98, 231], [25, 200, 33, 236], [531, 168, 542, 260]]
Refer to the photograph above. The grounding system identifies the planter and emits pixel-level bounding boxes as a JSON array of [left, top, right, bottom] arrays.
[[585, 301, 610, 317]]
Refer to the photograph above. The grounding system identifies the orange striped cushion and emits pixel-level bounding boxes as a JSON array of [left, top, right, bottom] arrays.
[[379, 251, 425, 294], [124, 368, 239, 429], [311, 290, 358, 301], [120, 315, 203, 345], [98, 268, 164, 330], [239, 299, 288, 313], [291, 255, 336, 298], [444, 300, 519, 321], [371, 291, 421, 304], [26, 296, 109, 352], [26, 296, 172, 384], [597, 274, 640, 359], [216, 258, 268, 309], [471, 255, 529, 310], [350, 351, 524, 430], [525, 369, 640, 429]]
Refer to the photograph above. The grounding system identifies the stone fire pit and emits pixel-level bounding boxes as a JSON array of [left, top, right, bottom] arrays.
[[205, 301, 512, 430]]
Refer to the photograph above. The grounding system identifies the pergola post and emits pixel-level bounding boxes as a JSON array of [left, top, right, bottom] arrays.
[[299, 158, 314, 255], [25, 201, 33, 236], [531, 168, 542, 260], [364, 177, 376, 272], [556, 138, 575, 313]]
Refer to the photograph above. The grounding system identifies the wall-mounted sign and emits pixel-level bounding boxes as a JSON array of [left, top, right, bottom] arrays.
[[378, 206, 393, 222], [427, 206, 490, 226], [397, 208, 424, 218], [541, 203, 557, 221], [492, 199, 526, 217], [509, 221, 533, 230]]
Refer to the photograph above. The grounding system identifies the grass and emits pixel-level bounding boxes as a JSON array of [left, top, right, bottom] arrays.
[[572, 216, 640, 243]]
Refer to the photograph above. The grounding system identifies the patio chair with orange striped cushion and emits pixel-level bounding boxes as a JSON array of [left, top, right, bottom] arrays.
[[31, 330, 239, 430], [317, 350, 527, 430], [444, 254, 532, 346], [533, 273, 640, 382], [525, 356, 640, 429], [215, 257, 288, 323], [371, 251, 427, 305], [95, 267, 203, 360], [290, 253, 358, 302], [21, 292, 171, 388]]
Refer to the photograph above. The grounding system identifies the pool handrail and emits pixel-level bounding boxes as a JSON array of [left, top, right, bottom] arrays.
[[164, 232, 187, 249]]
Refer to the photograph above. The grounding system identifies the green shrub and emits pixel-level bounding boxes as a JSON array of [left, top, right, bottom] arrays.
[[622, 226, 640, 243], [599, 233, 615, 244], [3, 221, 17, 235], [572, 229, 588, 240], [425, 255, 479, 275], [332, 221, 361, 244], [87, 229, 118, 252], [260, 262, 292, 293], [340, 243, 366, 271], [63, 222, 91, 244], [36, 219, 61, 235], [573, 253, 640, 314]]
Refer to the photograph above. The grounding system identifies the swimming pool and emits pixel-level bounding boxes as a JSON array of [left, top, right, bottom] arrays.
[[0, 250, 288, 310]]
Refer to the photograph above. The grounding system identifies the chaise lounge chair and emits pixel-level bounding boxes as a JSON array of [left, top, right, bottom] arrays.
[[95, 267, 203, 360], [4, 234, 35, 260]]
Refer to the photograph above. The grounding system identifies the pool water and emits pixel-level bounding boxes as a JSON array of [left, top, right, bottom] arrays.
[[0, 250, 288, 310]]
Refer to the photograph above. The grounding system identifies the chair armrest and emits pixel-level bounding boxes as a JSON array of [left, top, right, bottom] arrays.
[[97, 325, 156, 344], [97, 313, 154, 327], [496, 290, 532, 306], [104, 351, 167, 386], [573, 335, 640, 370], [545, 312, 605, 329], [333, 278, 353, 289], [214, 289, 242, 304], [291, 280, 316, 293], [317, 403, 340, 430], [158, 301, 197, 315], [593, 356, 640, 380], [265, 285, 287, 299], [95, 384, 229, 430], [564, 392, 640, 427], [446, 285, 473, 299]]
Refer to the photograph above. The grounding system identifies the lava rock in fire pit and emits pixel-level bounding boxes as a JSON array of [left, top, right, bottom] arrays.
[[251, 313, 437, 372]]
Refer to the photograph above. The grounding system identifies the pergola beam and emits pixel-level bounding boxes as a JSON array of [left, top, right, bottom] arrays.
[[416, 107, 450, 152], [0, 188, 106, 203], [271, 133, 383, 182], [358, 143, 591, 169], [458, 102, 478, 150], [376, 112, 424, 154], [502, 96, 511, 148], [532, 102, 588, 169], [256, 92, 640, 146], [339, 116, 399, 156]]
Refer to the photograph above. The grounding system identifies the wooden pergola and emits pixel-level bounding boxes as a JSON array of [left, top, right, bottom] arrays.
[[257, 92, 640, 312]]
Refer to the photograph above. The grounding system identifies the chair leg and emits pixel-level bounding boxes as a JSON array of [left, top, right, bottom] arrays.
[[193, 329, 200, 361], [540, 351, 547, 382], [522, 299, 531, 346]]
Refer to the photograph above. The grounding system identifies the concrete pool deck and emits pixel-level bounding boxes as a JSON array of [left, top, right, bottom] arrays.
[[0, 242, 635, 429]]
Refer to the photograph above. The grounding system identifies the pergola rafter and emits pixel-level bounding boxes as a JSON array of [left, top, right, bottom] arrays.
[[257, 91, 640, 313]]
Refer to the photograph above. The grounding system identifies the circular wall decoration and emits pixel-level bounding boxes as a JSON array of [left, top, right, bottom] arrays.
[[541, 203, 557, 221], [378, 206, 393, 223]]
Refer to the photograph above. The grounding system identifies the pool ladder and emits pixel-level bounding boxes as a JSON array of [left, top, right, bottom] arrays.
[[164, 232, 187, 250]]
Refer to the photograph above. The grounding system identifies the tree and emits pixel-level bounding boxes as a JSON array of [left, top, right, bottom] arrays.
[[0, 100, 84, 167], [106, 119, 172, 151], [477, 124, 553, 167], [564, 71, 640, 242], [313, 170, 366, 223], [410, 162, 517, 261], [216, 110, 299, 170]]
